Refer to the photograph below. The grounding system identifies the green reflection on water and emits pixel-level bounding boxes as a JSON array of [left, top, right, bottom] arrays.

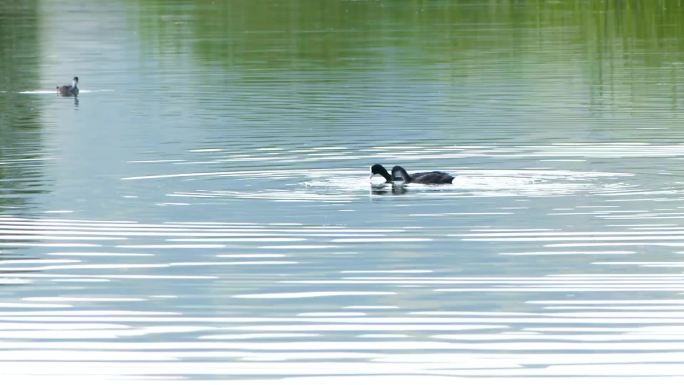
[[0, 0, 47, 214], [134, 1, 684, 66], [131, 0, 684, 116]]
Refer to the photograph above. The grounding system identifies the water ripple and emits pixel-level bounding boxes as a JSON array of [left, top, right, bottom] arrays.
[[1, 215, 683, 380]]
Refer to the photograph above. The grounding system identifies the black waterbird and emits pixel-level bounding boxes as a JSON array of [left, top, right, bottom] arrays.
[[370, 164, 393, 183], [391, 165, 454, 184], [57, 76, 79, 96]]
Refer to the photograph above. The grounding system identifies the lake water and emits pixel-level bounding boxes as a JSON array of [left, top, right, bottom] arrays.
[[3, 1, 684, 383]]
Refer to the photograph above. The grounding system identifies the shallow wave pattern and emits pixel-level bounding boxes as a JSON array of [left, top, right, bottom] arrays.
[[1, 216, 684, 382]]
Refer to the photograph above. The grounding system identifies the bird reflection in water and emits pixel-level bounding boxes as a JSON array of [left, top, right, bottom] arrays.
[[370, 183, 407, 195]]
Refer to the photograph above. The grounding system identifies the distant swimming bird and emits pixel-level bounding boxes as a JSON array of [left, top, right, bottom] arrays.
[[57, 76, 79, 96], [370, 164, 392, 183], [391, 165, 454, 184]]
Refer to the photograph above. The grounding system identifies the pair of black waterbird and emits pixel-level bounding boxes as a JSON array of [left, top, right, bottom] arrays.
[[370, 164, 454, 185]]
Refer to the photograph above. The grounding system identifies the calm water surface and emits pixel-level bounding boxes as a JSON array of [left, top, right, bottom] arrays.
[[3, 1, 684, 383]]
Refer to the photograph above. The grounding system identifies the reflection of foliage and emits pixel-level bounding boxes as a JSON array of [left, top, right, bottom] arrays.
[[135, 0, 684, 70], [0, 0, 39, 90], [132, 0, 684, 119], [0, 0, 45, 213]]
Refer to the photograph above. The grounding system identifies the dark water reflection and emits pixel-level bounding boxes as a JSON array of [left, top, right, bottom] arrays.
[[2, 0, 684, 383], [0, 0, 48, 215]]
